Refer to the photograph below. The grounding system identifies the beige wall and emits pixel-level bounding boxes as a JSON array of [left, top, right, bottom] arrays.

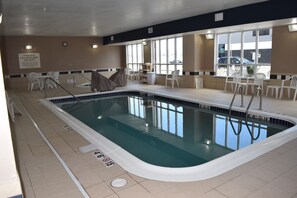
[[271, 26, 297, 74], [183, 34, 204, 71], [202, 38, 214, 71], [1, 36, 125, 74], [144, 41, 151, 63]]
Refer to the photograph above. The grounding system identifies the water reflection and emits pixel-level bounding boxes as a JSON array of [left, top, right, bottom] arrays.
[[58, 94, 286, 167]]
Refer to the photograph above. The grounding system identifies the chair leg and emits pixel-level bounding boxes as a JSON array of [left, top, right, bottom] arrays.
[[165, 79, 167, 86], [293, 89, 297, 101], [172, 80, 174, 88], [176, 79, 179, 87], [288, 88, 290, 99], [275, 88, 279, 99]]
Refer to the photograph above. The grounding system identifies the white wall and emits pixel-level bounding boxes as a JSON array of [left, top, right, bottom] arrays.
[[0, 51, 22, 197]]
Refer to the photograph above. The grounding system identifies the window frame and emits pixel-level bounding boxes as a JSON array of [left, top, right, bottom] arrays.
[[126, 43, 144, 72], [152, 36, 183, 75], [215, 28, 272, 78]]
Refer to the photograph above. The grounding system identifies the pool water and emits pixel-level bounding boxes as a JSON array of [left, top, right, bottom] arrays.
[[55, 92, 290, 168]]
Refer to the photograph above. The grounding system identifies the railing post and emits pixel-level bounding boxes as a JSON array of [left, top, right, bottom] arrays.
[[240, 86, 244, 107], [258, 86, 263, 110]]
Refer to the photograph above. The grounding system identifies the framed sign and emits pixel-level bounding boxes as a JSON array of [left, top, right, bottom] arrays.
[[18, 53, 41, 69]]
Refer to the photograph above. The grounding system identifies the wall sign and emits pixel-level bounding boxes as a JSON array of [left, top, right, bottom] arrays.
[[18, 53, 41, 69]]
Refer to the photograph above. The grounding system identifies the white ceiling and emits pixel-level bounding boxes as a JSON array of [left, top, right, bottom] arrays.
[[0, 0, 269, 37]]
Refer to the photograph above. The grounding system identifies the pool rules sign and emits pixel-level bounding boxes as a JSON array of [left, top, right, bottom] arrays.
[[18, 53, 41, 69]]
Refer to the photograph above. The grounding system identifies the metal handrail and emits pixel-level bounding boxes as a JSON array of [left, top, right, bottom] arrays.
[[245, 86, 262, 120], [228, 85, 263, 141], [44, 77, 80, 102], [228, 84, 244, 116], [78, 73, 91, 82], [228, 118, 261, 140]]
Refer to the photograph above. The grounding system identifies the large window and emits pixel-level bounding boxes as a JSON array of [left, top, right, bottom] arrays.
[[155, 101, 183, 137], [216, 29, 272, 78], [126, 43, 144, 71], [214, 115, 268, 150], [152, 37, 183, 75]]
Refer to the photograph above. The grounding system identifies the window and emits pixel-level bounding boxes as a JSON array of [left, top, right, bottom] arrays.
[[214, 115, 268, 150], [155, 101, 183, 137], [128, 96, 145, 119], [216, 29, 272, 78], [126, 43, 144, 71], [152, 37, 183, 75]]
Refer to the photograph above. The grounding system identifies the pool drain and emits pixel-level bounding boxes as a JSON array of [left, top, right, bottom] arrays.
[[110, 178, 127, 188]]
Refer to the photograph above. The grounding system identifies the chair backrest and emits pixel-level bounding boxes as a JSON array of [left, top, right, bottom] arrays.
[[171, 70, 180, 79], [289, 75, 297, 88], [52, 72, 59, 80], [29, 72, 41, 80], [253, 73, 266, 87]]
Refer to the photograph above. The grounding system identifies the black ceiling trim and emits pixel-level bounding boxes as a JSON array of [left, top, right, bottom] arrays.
[[103, 0, 296, 45]]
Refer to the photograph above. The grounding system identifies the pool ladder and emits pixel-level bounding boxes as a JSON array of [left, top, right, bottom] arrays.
[[228, 84, 263, 119], [228, 84, 263, 140], [44, 77, 80, 102]]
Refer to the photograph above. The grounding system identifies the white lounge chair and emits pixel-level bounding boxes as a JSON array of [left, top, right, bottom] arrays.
[[279, 75, 297, 101], [245, 73, 266, 95], [165, 70, 180, 88], [224, 74, 242, 92], [27, 72, 42, 91]]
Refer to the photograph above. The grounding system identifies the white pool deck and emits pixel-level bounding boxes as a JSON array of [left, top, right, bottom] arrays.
[[8, 81, 297, 198]]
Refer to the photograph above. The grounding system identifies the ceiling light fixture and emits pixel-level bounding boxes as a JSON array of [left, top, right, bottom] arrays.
[[25, 45, 32, 50], [205, 33, 214, 39], [0, 13, 2, 24], [92, 44, 98, 48], [288, 24, 297, 32]]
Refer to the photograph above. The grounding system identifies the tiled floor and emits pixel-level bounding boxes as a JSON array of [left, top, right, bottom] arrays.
[[8, 81, 297, 198]]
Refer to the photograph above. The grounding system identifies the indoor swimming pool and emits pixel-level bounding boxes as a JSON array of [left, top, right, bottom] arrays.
[[42, 90, 297, 181]]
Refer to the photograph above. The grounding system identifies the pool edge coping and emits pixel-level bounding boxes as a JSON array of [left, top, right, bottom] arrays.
[[40, 88, 297, 182]]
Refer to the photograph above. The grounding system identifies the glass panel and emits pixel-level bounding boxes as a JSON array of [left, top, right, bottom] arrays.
[[157, 108, 161, 129], [155, 64, 160, 74], [176, 65, 183, 75], [137, 44, 143, 63], [229, 32, 241, 64], [177, 113, 183, 137], [258, 29, 272, 64], [161, 109, 168, 131], [227, 119, 238, 150], [168, 65, 175, 73], [169, 111, 176, 134], [216, 65, 227, 77], [176, 37, 183, 64], [160, 39, 167, 64], [243, 31, 256, 64], [258, 29, 272, 78], [132, 45, 137, 63], [161, 65, 167, 74], [155, 40, 160, 63], [133, 64, 138, 71], [215, 116, 226, 146], [127, 45, 132, 63], [217, 34, 228, 61], [168, 38, 175, 64]]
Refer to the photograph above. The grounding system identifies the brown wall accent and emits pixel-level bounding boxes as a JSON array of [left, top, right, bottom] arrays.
[[271, 26, 297, 74], [202, 37, 214, 71], [144, 41, 151, 63], [183, 34, 205, 71], [2, 36, 125, 74]]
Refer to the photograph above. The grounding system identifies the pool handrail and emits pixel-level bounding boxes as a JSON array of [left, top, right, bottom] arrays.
[[44, 77, 80, 102]]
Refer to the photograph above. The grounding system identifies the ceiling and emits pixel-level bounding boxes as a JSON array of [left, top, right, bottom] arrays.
[[0, 0, 269, 37]]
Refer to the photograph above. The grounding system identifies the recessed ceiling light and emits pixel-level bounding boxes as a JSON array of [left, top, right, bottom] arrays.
[[288, 24, 297, 32]]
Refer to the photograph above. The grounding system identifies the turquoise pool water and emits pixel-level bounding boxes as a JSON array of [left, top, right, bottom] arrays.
[[54, 92, 291, 168]]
